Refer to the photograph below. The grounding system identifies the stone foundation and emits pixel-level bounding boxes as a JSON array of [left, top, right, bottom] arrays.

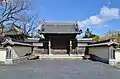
[[109, 59, 116, 65]]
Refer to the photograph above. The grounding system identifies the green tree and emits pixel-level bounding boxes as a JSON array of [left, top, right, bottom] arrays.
[[92, 35, 100, 42], [83, 28, 95, 38]]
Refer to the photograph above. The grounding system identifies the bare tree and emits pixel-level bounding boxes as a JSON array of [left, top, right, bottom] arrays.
[[100, 30, 120, 44], [104, 30, 120, 38], [0, 0, 31, 32], [17, 14, 38, 36]]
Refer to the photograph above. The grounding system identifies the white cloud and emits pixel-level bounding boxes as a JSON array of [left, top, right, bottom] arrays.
[[100, 6, 120, 19], [89, 16, 102, 24], [78, 6, 120, 29]]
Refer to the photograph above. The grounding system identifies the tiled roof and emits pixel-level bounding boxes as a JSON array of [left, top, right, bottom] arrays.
[[2, 39, 33, 47], [87, 42, 119, 47], [77, 38, 94, 43], [87, 39, 119, 47], [39, 21, 81, 34], [25, 38, 40, 42], [4, 24, 24, 35]]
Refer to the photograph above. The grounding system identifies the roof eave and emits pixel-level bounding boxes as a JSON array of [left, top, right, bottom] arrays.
[[40, 32, 81, 34]]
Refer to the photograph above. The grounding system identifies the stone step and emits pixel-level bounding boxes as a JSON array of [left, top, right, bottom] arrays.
[[34, 54, 83, 60], [35, 54, 84, 57]]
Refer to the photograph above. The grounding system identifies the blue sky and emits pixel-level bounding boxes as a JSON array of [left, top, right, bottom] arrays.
[[31, 0, 120, 36], [0, 0, 120, 36]]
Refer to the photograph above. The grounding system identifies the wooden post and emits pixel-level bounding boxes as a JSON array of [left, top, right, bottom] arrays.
[[69, 40, 72, 56], [109, 46, 112, 59], [48, 40, 52, 55]]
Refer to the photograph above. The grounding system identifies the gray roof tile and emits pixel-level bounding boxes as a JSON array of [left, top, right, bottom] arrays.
[[40, 21, 80, 34], [4, 24, 24, 35]]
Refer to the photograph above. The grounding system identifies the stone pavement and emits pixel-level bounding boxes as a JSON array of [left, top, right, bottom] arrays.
[[0, 60, 120, 79]]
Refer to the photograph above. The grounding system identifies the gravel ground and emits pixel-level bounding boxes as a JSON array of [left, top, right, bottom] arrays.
[[0, 60, 120, 79]]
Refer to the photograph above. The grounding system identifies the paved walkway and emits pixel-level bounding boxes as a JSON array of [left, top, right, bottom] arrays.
[[0, 60, 120, 79]]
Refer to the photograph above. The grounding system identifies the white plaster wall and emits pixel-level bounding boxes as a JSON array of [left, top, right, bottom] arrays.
[[0, 49, 6, 62], [33, 43, 43, 46], [13, 46, 32, 57], [89, 46, 109, 59], [115, 50, 120, 62], [78, 43, 88, 46]]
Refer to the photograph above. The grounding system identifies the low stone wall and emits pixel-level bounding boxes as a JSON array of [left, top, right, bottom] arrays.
[[51, 49, 67, 55], [77, 47, 85, 54], [34, 48, 48, 54], [34, 47, 86, 56], [33, 48, 82, 55]]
